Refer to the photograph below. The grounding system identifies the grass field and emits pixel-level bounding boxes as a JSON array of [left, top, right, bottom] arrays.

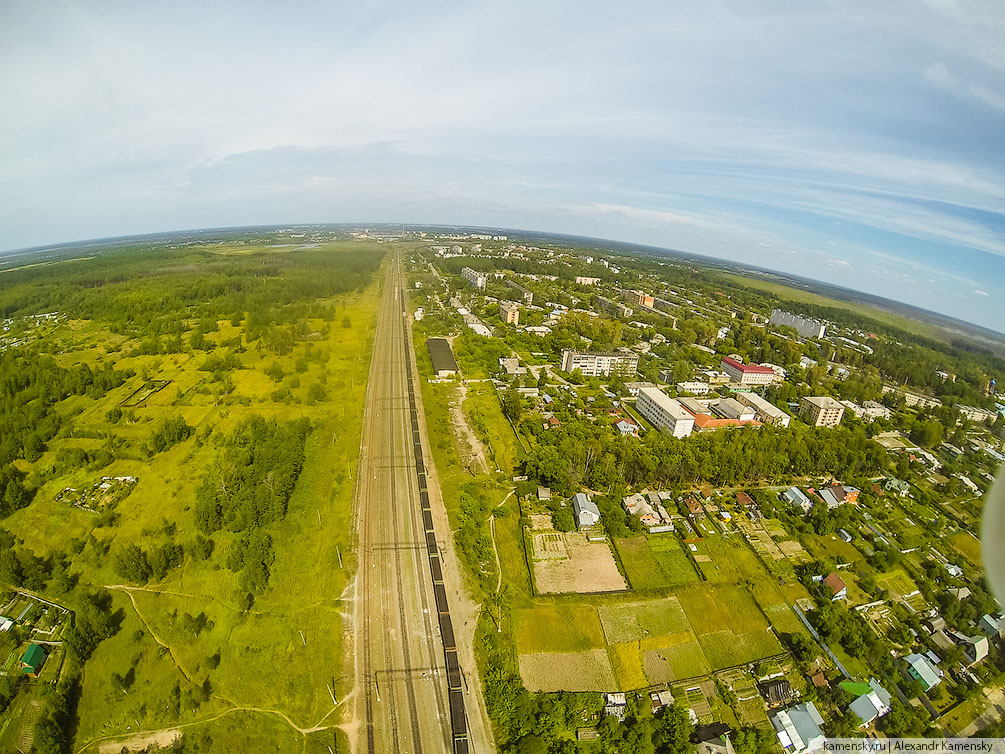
[[949, 530, 982, 567], [514, 604, 606, 654], [615, 535, 700, 589], [2, 246, 384, 751]]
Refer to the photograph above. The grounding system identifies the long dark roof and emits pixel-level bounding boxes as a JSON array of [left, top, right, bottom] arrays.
[[426, 338, 459, 374]]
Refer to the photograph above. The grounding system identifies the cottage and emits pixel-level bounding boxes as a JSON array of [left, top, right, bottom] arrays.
[[823, 572, 847, 601], [964, 635, 989, 665], [20, 644, 47, 677], [736, 491, 755, 508], [573, 493, 601, 529], [0, 615, 13, 632], [846, 679, 892, 727], [684, 496, 704, 518], [905, 653, 943, 690]]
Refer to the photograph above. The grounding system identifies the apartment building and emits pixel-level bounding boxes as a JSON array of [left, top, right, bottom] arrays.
[[636, 387, 695, 438], [560, 349, 639, 377], [461, 266, 487, 289], [499, 300, 520, 324], [800, 396, 845, 427]]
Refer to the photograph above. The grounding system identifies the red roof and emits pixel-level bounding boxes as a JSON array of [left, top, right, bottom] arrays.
[[737, 491, 754, 506], [721, 356, 775, 374], [823, 572, 846, 595]]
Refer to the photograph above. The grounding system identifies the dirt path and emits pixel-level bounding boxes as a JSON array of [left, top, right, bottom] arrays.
[[107, 585, 197, 684], [450, 381, 490, 474], [489, 490, 516, 594], [79, 699, 342, 754]]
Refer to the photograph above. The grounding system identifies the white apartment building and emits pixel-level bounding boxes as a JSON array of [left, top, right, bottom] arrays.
[[636, 387, 695, 438], [461, 266, 487, 289], [800, 396, 845, 427], [676, 381, 711, 395], [769, 309, 827, 339], [575, 276, 601, 285], [736, 392, 791, 427], [560, 350, 639, 377]]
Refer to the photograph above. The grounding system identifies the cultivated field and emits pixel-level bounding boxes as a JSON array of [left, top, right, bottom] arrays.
[[532, 532, 627, 594], [519, 649, 617, 692]]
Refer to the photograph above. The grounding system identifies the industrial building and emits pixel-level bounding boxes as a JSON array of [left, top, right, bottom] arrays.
[[426, 338, 459, 377]]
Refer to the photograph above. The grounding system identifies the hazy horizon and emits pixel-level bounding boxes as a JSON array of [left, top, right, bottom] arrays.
[[2, 1, 1003, 330]]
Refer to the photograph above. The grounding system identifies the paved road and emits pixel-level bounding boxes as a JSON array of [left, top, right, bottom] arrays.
[[353, 257, 457, 754]]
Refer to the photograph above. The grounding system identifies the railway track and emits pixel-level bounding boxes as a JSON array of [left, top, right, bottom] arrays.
[[355, 256, 464, 753]]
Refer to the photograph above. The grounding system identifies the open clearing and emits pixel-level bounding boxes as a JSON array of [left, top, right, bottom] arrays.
[[532, 532, 627, 594], [519, 649, 617, 692]]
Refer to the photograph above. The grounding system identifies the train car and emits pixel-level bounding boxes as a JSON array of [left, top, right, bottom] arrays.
[[448, 689, 468, 736], [419, 490, 430, 508], [433, 582, 449, 614], [416, 474, 427, 492], [422, 509, 434, 533], [438, 612, 456, 650], [426, 531, 438, 555], [428, 554, 443, 583], [445, 649, 462, 689]]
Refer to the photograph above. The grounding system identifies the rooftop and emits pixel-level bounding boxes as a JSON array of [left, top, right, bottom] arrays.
[[721, 356, 775, 374]]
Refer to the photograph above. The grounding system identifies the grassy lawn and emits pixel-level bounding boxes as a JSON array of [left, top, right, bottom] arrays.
[[464, 381, 522, 474], [615, 535, 702, 590]]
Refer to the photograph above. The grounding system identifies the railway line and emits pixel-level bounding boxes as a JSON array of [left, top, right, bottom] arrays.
[[353, 256, 470, 753]]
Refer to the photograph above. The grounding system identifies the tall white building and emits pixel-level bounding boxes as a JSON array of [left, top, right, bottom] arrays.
[[636, 387, 694, 438], [560, 350, 639, 377], [461, 267, 487, 289], [769, 309, 827, 339]]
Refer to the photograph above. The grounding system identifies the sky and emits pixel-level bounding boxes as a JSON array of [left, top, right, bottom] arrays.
[[2, 1, 1004, 331]]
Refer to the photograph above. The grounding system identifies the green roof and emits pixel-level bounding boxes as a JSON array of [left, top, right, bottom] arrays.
[[840, 681, 873, 697], [21, 643, 46, 672]]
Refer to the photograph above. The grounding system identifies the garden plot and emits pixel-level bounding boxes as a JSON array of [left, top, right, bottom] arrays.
[[533, 532, 627, 594], [519, 649, 617, 692]]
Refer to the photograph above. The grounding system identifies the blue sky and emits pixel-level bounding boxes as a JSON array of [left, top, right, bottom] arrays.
[[2, 1, 1003, 331]]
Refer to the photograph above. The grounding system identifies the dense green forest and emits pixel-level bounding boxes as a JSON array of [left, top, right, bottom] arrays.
[[518, 415, 888, 493]]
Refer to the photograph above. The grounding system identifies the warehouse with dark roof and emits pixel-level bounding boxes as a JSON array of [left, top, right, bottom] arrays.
[[426, 338, 459, 377]]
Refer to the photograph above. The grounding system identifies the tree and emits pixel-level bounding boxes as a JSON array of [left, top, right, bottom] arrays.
[[502, 388, 523, 422]]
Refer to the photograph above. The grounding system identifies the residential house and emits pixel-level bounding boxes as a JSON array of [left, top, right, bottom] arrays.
[[736, 491, 756, 509], [905, 653, 943, 690], [818, 484, 859, 509], [781, 487, 813, 514], [770, 702, 825, 754], [614, 418, 639, 437], [0, 615, 13, 632], [573, 493, 601, 528], [823, 573, 847, 601], [979, 614, 1004, 640], [623, 493, 660, 528], [846, 679, 892, 727], [964, 635, 990, 665], [20, 644, 47, 677]]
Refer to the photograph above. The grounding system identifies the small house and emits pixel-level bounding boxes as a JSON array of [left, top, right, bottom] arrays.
[[573, 493, 601, 529], [905, 653, 943, 690], [964, 635, 989, 665], [979, 614, 1003, 639], [736, 491, 755, 508], [847, 678, 892, 727], [823, 572, 847, 601], [770, 702, 825, 754], [20, 644, 47, 677]]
